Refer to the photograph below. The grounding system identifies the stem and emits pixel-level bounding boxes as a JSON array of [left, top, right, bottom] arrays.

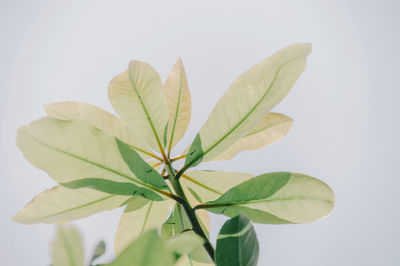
[[165, 163, 215, 262], [170, 154, 187, 162]]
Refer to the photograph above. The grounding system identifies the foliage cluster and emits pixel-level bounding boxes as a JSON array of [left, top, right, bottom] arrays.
[[14, 43, 335, 266]]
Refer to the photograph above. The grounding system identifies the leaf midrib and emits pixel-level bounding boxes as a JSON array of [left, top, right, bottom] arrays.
[[128, 73, 165, 154], [38, 194, 116, 221], [243, 119, 291, 138], [167, 65, 183, 154], [208, 196, 334, 208], [182, 174, 223, 196], [60, 229, 77, 266], [140, 201, 154, 235]]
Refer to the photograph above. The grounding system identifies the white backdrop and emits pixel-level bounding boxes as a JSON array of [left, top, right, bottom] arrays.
[[1, 0, 399, 265]]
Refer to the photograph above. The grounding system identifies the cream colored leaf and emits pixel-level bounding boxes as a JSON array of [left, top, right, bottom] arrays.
[[114, 198, 169, 255], [215, 112, 293, 160], [13, 186, 129, 224], [185, 44, 311, 167], [182, 170, 254, 203], [165, 58, 191, 152], [174, 255, 214, 266], [108, 60, 169, 153], [51, 225, 84, 266], [16, 118, 161, 192], [44, 101, 154, 159]]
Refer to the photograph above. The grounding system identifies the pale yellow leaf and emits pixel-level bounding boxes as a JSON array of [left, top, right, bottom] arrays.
[[215, 112, 293, 160], [16, 118, 158, 193], [114, 198, 169, 255], [51, 225, 84, 266], [165, 58, 191, 151], [185, 44, 311, 166], [174, 255, 214, 266], [13, 186, 129, 224], [108, 61, 169, 153], [44, 101, 154, 159]]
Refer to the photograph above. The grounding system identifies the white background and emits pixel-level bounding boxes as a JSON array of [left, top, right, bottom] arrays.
[[1, 0, 399, 265]]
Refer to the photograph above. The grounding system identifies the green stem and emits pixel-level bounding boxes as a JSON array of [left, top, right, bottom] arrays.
[[165, 163, 215, 262]]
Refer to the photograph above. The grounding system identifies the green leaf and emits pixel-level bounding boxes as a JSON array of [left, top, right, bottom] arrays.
[[51, 225, 84, 266], [90, 240, 106, 265], [199, 172, 335, 224], [13, 186, 129, 224], [44, 101, 154, 159], [174, 255, 214, 266], [114, 198, 169, 255], [185, 44, 311, 168], [105, 230, 175, 266], [16, 118, 162, 198], [182, 170, 254, 203], [215, 112, 293, 160], [161, 204, 211, 264], [108, 60, 169, 153], [61, 178, 163, 201], [216, 215, 258, 266], [116, 138, 170, 191], [161, 204, 192, 238], [166, 230, 204, 257], [164, 58, 191, 151]]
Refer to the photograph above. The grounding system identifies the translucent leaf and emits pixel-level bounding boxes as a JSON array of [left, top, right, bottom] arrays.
[[161, 203, 211, 264], [13, 186, 129, 224], [51, 225, 84, 266], [185, 44, 311, 167], [164, 58, 191, 151], [114, 198, 169, 255], [161, 204, 191, 238], [166, 230, 204, 257], [16, 118, 163, 199], [44, 101, 154, 159], [216, 215, 258, 266], [215, 112, 293, 160], [200, 172, 335, 224], [106, 230, 175, 266], [108, 60, 169, 153]]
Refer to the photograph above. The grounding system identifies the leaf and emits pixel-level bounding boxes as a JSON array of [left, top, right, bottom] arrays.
[[214, 112, 293, 160], [16, 118, 162, 198], [116, 138, 170, 191], [182, 170, 254, 203], [185, 44, 312, 167], [161, 204, 211, 264], [216, 215, 259, 266], [180, 181, 211, 235], [51, 225, 84, 266], [13, 185, 129, 224], [108, 60, 169, 153], [174, 255, 214, 266], [44, 101, 154, 159], [106, 230, 175, 266], [199, 172, 335, 224], [166, 230, 204, 257], [114, 198, 170, 255], [90, 240, 106, 265], [61, 178, 163, 200], [164, 58, 191, 152], [161, 204, 192, 238]]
